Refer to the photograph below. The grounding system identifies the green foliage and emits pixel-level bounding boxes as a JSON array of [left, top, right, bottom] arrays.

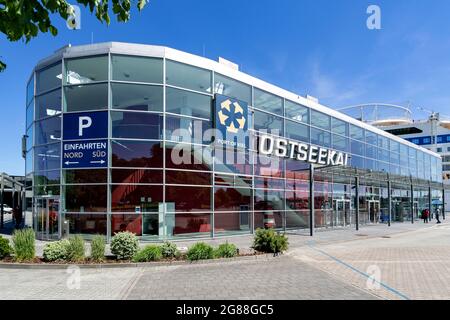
[[132, 245, 162, 262], [43, 240, 69, 262], [0, 236, 12, 259], [90, 235, 106, 262], [186, 242, 214, 261], [110, 231, 139, 260], [0, 0, 150, 72], [160, 241, 180, 259], [214, 242, 238, 258], [252, 228, 289, 254], [12, 228, 36, 262], [66, 235, 85, 262]]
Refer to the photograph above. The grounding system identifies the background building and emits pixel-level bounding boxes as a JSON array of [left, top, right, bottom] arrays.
[[25, 42, 444, 241]]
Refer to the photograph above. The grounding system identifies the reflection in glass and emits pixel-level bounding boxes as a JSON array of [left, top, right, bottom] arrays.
[[65, 56, 108, 84], [214, 74, 251, 104], [285, 100, 309, 123], [253, 88, 283, 114], [166, 87, 212, 119], [66, 214, 107, 235], [35, 116, 61, 145], [111, 83, 163, 112], [34, 143, 60, 171], [112, 140, 163, 168], [166, 60, 211, 93], [36, 63, 61, 93], [165, 186, 211, 212], [112, 111, 163, 139], [64, 169, 107, 184], [64, 83, 108, 112], [214, 187, 251, 211], [65, 185, 107, 212], [311, 110, 330, 130], [111, 185, 163, 212], [36, 89, 62, 119], [111, 55, 163, 83]]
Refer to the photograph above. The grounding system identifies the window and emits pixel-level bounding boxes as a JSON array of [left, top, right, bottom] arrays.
[[36, 63, 61, 94], [165, 143, 212, 172], [111, 55, 163, 83], [166, 170, 211, 185], [25, 151, 33, 174], [36, 89, 62, 119], [34, 143, 60, 171], [390, 140, 400, 153], [111, 83, 163, 112], [311, 110, 330, 130], [214, 187, 251, 211], [166, 60, 211, 93], [64, 185, 107, 212], [111, 185, 163, 212], [332, 134, 349, 152], [64, 83, 108, 112], [35, 116, 61, 145], [253, 110, 283, 134], [112, 140, 163, 168], [111, 111, 163, 139], [350, 124, 364, 141], [253, 88, 283, 114], [26, 102, 34, 129], [366, 144, 377, 159], [65, 56, 108, 84], [285, 100, 309, 123], [27, 76, 34, 105], [34, 170, 60, 185], [111, 169, 163, 184], [66, 214, 107, 235], [350, 139, 365, 156], [26, 127, 33, 151], [64, 169, 107, 184], [214, 74, 251, 104], [166, 87, 212, 119], [437, 147, 442, 153], [285, 120, 309, 143], [311, 128, 331, 148], [165, 115, 212, 145], [254, 189, 284, 211], [365, 131, 377, 145], [331, 118, 348, 136], [165, 186, 211, 212]]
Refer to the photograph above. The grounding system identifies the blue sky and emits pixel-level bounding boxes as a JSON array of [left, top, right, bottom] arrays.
[[1, 0, 450, 175]]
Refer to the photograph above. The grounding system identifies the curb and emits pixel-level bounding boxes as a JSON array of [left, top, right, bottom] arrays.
[[0, 253, 279, 270]]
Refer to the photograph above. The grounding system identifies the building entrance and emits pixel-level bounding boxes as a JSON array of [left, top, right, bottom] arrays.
[[34, 197, 59, 240], [368, 200, 380, 223]]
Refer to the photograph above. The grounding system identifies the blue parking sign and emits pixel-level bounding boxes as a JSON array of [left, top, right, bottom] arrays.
[[63, 111, 108, 140], [62, 139, 108, 168]]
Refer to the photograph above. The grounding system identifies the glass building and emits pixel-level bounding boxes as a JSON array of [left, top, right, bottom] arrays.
[[24, 42, 444, 241]]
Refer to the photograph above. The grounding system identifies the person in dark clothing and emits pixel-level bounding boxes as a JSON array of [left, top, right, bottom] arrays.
[[13, 206, 22, 229], [422, 209, 429, 223]]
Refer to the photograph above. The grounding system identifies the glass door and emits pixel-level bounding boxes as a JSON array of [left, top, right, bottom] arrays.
[[334, 199, 352, 227], [368, 200, 381, 223], [34, 197, 59, 240]]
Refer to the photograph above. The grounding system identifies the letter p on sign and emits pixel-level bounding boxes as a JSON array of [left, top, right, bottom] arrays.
[[79, 116, 92, 137]]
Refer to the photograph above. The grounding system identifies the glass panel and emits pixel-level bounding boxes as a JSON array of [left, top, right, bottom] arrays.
[[26, 151, 33, 174], [253, 88, 283, 114], [166, 60, 211, 93], [111, 169, 163, 184], [165, 115, 212, 145], [111, 83, 163, 112], [215, 212, 251, 233], [111, 185, 163, 212], [214, 148, 252, 175], [111, 214, 143, 236], [331, 118, 348, 136], [112, 140, 163, 168], [214, 187, 251, 211], [65, 56, 108, 84], [27, 76, 34, 105], [253, 110, 283, 134], [350, 139, 365, 156], [332, 134, 349, 152], [26, 101, 34, 129], [142, 214, 159, 236], [64, 185, 107, 212], [255, 154, 283, 178], [254, 211, 284, 230], [366, 144, 377, 159], [64, 169, 107, 184], [390, 140, 400, 153], [254, 189, 285, 211], [214, 73, 251, 104], [167, 213, 211, 236], [35, 116, 61, 145], [285, 120, 309, 143], [64, 83, 108, 112], [166, 87, 212, 119], [285, 100, 309, 123], [166, 170, 211, 185], [165, 143, 213, 172], [34, 170, 60, 185], [165, 186, 211, 212], [350, 124, 364, 141], [34, 143, 60, 171], [111, 55, 163, 83], [36, 63, 61, 93], [365, 131, 378, 145], [311, 128, 331, 148], [36, 89, 62, 119], [311, 110, 330, 130], [111, 111, 163, 139], [66, 214, 107, 236], [26, 126, 33, 151], [378, 135, 389, 149]]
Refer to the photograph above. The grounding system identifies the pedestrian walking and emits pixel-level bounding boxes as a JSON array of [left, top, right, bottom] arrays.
[[436, 208, 442, 224], [422, 209, 429, 223]]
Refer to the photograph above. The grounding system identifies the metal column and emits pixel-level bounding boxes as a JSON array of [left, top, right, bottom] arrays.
[[0, 174, 4, 229], [355, 176, 359, 231], [387, 180, 392, 227], [309, 164, 314, 237], [443, 188, 446, 220], [428, 185, 432, 220], [410, 183, 414, 224]]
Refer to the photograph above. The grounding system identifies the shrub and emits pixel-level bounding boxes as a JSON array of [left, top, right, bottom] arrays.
[[43, 240, 69, 262], [252, 228, 289, 254], [160, 241, 180, 259], [12, 228, 35, 262], [0, 236, 12, 259], [132, 245, 162, 262], [90, 235, 106, 262], [66, 235, 85, 262], [110, 231, 139, 260], [186, 242, 214, 261], [214, 242, 238, 258]]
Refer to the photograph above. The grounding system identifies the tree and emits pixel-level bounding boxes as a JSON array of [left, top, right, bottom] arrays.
[[0, 0, 149, 72]]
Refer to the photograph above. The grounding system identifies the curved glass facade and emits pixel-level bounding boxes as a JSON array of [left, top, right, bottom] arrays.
[[25, 43, 444, 241]]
